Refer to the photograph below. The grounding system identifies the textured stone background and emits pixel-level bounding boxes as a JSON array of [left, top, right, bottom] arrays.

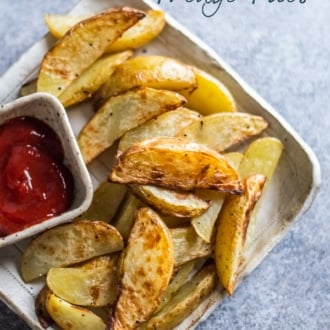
[[0, 0, 329, 329]]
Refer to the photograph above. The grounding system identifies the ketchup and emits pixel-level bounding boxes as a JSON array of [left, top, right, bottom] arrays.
[[0, 116, 74, 236]]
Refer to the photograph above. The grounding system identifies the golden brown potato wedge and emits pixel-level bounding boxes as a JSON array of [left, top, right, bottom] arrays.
[[110, 207, 174, 329], [78, 87, 186, 164], [109, 137, 242, 194], [118, 107, 201, 152], [170, 226, 213, 267], [130, 184, 210, 218], [37, 8, 144, 97], [58, 51, 133, 107], [141, 263, 217, 330], [45, 10, 165, 53], [80, 181, 127, 222], [46, 292, 106, 330], [93, 55, 196, 107], [181, 67, 237, 114], [178, 112, 268, 153], [46, 255, 119, 307], [215, 174, 266, 295], [21, 220, 124, 282]]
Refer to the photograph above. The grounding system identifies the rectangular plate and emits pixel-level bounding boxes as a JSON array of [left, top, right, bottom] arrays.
[[0, 0, 321, 329]]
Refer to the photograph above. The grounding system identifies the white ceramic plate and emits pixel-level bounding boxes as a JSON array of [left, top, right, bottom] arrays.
[[0, 0, 321, 329]]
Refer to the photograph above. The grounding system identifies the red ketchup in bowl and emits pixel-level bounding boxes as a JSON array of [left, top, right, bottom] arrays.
[[0, 116, 74, 236]]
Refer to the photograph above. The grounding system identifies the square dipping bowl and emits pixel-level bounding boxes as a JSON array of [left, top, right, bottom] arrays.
[[0, 92, 94, 248]]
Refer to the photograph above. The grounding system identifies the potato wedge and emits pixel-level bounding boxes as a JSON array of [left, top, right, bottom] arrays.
[[170, 226, 213, 267], [113, 192, 143, 241], [20, 79, 37, 96], [141, 263, 217, 330], [178, 112, 268, 153], [239, 137, 283, 250], [58, 51, 133, 107], [191, 190, 225, 243], [45, 10, 165, 53], [80, 181, 127, 222], [46, 292, 106, 330], [109, 137, 242, 194], [191, 152, 243, 243], [110, 207, 174, 329], [108, 10, 165, 53], [78, 87, 186, 164], [35, 286, 54, 329], [215, 174, 266, 295], [45, 13, 89, 38], [21, 220, 124, 282], [37, 8, 144, 97], [46, 255, 119, 307], [93, 55, 196, 107], [155, 260, 196, 313], [181, 67, 237, 114], [118, 107, 201, 152], [130, 184, 210, 218], [238, 137, 284, 179]]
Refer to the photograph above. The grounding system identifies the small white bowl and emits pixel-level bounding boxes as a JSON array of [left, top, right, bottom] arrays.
[[0, 92, 93, 247]]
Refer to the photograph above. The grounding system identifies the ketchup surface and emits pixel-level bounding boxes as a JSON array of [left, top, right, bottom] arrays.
[[0, 116, 74, 237]]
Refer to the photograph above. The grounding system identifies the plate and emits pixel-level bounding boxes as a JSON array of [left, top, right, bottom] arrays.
[[0, 0, 321, 329]]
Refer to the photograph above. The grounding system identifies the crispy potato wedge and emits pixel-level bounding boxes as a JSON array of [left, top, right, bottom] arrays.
[[113, 192, 143, 241], [110, 207, 174, 329], [93, 55, 196, 107], [78, 87, 186, 164], [58, 51, 133, 107], [46, 292, 106, 330], [21, 220, 124, 282], [80, 181, 127, 222], [35, 286, 54, 329], [215, 174, 266, 295], [181, 67, 237, 114], [109, 137, 242, 194], [118, 107, 201, 152], [37, 8, 144, 97], [130, 184, 210, 218], [170, 226, 213, 267], [47, 255, 119, 307], [178, 112, 268, 153], [45, 10, 165, 53], [141, 263, 217, 330], [191, 152, 243, 242]]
